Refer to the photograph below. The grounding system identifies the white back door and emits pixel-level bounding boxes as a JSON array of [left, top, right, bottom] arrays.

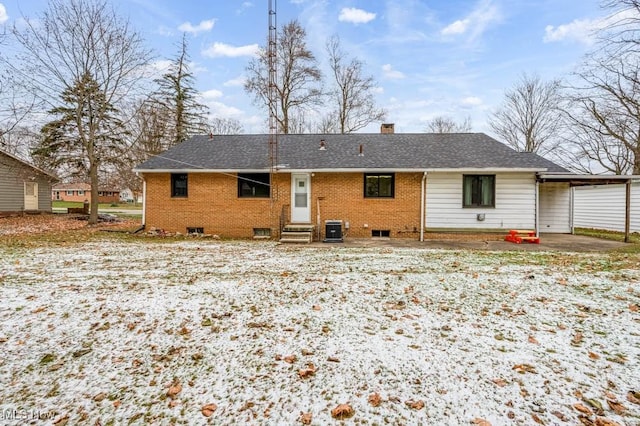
[[291, 174, 310, 223], [24, 182, 38, 210]]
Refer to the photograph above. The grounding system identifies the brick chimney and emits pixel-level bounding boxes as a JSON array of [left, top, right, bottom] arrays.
[[380, 123, 395, 134]]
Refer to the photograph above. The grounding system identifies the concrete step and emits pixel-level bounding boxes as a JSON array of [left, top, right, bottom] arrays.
[[279, 230, 312, 244], [283, 225, 314, 232]]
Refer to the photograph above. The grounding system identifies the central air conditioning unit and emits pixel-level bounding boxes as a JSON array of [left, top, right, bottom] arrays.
[[323, 220, 343, 243]]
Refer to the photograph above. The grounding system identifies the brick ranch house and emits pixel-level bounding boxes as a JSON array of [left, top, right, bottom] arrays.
[[52, 183, 120, 204], [134, 126, 584, 241]]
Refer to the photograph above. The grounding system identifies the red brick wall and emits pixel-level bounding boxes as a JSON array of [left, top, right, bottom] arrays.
[[143, 171, 423, 239]]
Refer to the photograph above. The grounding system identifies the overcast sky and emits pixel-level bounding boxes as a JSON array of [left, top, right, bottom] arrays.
[[0, 0, 611, 134]]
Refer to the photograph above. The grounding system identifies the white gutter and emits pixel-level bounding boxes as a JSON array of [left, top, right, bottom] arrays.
[[420, 172, 427, 242], [535, 180, 539, 238], [133, 167, 549, 174]]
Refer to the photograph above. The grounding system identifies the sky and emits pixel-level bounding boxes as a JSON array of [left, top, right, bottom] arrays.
[[0, 0, 612, 135]]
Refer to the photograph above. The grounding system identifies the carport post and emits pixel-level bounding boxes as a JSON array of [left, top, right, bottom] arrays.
[[625, 179, 631, 243]]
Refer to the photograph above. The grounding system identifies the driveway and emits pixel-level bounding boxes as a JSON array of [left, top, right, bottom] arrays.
[[309, 233, 629, 252]]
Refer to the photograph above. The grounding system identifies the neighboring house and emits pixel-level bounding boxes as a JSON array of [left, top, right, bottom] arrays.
[[119, 188, 143, 204], [52, 183, 121, 204], [135, 126, 583, 241], [573, 182, 639, 233], [0, 149, 58, 215]]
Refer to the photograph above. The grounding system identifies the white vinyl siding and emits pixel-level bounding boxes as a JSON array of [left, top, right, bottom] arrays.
[[426, 172, 536, 230], [539, 182, 571, 233], [573, 183, 640, 232]]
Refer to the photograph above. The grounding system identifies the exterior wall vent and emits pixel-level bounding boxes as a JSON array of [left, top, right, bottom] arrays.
[[187, 227, 204, 234], [323, 220, 343, 243]]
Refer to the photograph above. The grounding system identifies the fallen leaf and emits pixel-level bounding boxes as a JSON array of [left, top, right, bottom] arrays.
[[472, 419, 491, 426], [492, 378, 507, 387], [551, 411, 568, 421], [72, 348, 91, 358], [284, 355, 297, 364], [301, 349, 314, 356], [594, 417, 621, 426], [368, 392, 382, 407], [573, 403, 593, 415], [93, 393, 106, 402], [588, 352, 600, 360], [627, 391, 640, 405], [298, 363, 316, 379], [528, 335, 539, 345], [531, 413, 544, 424], [299, 412, 312, 424], [331, 403, 354, 420], [630, 303, 638, 312], [113, 400, 121, 408], [167, 380, 182, 398], [572, 332, 584, 346], [327, 356, 340, 362], [405, 400, 424, 410], [577, 415, 595, 426], [606, 399, 626, 414], [53, 416, 69, 426], [585, 398, 604, 415], [512, 364, 537, 374], [201, 403, 217, 417], [312, 305, 321, 311]]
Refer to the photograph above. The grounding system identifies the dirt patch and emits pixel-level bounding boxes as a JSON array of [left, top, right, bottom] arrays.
[[0, 213, 139, 236]]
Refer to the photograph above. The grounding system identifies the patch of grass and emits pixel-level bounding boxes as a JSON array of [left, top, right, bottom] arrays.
[[575, 227, 640, 244]]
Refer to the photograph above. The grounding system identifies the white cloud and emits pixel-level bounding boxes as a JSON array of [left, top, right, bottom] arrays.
[[461, 96, 483, 107], [442, 19, 470, 36], [544, 22, 589, 44], [544, 8, 640, 45], [224, 76, 246, 87], [0, 3, 8, 24], [202, 42, 259, 58], [382, 64, 405, 80], [440, 0, 501, 42], [338, 7, 376, 24], [178, 19, 215, 35]]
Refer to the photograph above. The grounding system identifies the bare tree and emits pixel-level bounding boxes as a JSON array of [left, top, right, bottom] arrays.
[[488, 73, 562, 155], [426, 116, 472, 133], [563, 53, 640, 174], [245, 20, 322, 134], [11, 0, 152, 224], [208, 117, 244, 135], [599, 0, 640, 55], [325, 35, 386, 133], [154, 34, 209, 147]]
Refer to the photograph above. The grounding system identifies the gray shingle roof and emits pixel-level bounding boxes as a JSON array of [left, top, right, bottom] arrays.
[[134, 133, 568, 173]]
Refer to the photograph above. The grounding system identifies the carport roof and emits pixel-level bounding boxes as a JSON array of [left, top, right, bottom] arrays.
[[537, 173, 640, 186]]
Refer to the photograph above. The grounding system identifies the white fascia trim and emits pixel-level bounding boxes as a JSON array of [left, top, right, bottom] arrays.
[[134, 167, 547, 174]]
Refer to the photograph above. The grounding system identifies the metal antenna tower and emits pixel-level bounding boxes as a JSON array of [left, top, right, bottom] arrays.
[[267, 0, 278, 191]]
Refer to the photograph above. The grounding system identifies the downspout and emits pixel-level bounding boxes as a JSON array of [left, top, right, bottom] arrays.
[[420, 172, 427, 242], [535, 180, 539, 238], [570, 185, 575, 235], [141, 176, 147, 228]]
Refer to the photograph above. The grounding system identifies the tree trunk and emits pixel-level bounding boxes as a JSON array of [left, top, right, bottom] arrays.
[[89, 160, 99, 225]]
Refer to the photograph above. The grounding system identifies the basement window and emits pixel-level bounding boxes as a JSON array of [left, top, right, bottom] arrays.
[[253, 228, 271, 239], [187, 227, 204, 234], [238, 173, 270, 198], [371, 230, 391, 238]]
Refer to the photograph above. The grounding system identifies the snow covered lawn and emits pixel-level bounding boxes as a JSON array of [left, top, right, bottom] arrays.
[[0, 240, 639, 425]]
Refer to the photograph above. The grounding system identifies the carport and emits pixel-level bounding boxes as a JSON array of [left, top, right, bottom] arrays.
[[537, 173, 640, 243]]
